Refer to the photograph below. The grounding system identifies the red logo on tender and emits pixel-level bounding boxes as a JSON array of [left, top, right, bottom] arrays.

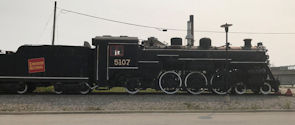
[[28, 58, 45, 73]]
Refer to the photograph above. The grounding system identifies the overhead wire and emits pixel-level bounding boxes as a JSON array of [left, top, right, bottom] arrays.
[[58, 8, 167, 31], [58, 8, 295, 35], [55, 10, 62, 43], [38, 11, 54, 43]]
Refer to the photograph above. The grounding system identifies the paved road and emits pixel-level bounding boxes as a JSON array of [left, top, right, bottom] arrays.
[[0, 112, 294, 125]]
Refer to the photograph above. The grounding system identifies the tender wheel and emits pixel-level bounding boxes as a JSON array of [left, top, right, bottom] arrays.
[[54, 82, 63, 95], [125, 78, 141, 94], [184, 72, 207, 95], [251, 88, 260, 94], [234, 82, 247, 95], [210, 72, 231, 95], [79, 82, 91, 95], [27, 85, 36, 93], [125, 88, 140, 94], [16, 82, 28, 94], [260, 82, 272, 95], [158, 71, 182, 95]]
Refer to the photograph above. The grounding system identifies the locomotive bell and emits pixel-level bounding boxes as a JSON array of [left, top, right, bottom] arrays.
[[244, 39, 252, 48]]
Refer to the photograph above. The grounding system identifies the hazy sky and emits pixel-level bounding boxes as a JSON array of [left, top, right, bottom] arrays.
[[0, 0, 294, 66]]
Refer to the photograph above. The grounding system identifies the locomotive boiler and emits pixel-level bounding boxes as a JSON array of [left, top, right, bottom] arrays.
[[92, 36, 279, 95]]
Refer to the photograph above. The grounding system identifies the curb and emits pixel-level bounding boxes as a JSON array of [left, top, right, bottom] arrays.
[[1, 109, 295, 115]]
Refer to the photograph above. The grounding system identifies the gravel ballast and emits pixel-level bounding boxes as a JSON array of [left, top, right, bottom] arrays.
[[0, 93, 294, 112]]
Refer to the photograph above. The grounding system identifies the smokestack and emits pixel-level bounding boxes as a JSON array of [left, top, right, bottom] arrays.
[[186, 15, 194, 46]]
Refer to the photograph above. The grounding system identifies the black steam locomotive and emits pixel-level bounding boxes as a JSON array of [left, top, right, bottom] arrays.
[[0, 36, 279, 95]]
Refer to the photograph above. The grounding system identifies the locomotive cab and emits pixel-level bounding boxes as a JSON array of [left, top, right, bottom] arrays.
[[92, 36, 139, 86]]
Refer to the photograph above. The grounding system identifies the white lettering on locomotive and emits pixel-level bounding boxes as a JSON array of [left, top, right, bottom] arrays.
[[114, 59, 131, 66]]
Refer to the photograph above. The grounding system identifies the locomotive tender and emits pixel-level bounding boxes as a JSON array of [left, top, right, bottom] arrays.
[[0, 36, 279, 95]]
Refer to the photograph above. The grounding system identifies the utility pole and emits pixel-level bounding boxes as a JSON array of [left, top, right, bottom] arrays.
[[220, 23, 232, 92], [52, 1, 57, 45]]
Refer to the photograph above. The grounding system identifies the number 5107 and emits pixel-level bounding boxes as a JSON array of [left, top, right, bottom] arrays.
[[114, 59, 131, 66]]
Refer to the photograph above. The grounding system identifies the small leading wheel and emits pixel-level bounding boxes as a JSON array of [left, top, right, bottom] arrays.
[[79, 82, 91, 95], [184, 72, 207, 95], [260, 82, 272, 95], [158, 71, 182, 95], [210, 72, 231, 95], [234, 82, 247, 95], [16, 82, 28, 94], [54, 82, 63, 95], [211, 87, 231, 95]]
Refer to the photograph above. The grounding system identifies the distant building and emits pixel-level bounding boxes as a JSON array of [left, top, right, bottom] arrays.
[[271, 65, 295, 85]]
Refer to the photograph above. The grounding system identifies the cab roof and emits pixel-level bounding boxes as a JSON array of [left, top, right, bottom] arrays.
[[92, 36, 139, 45]]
